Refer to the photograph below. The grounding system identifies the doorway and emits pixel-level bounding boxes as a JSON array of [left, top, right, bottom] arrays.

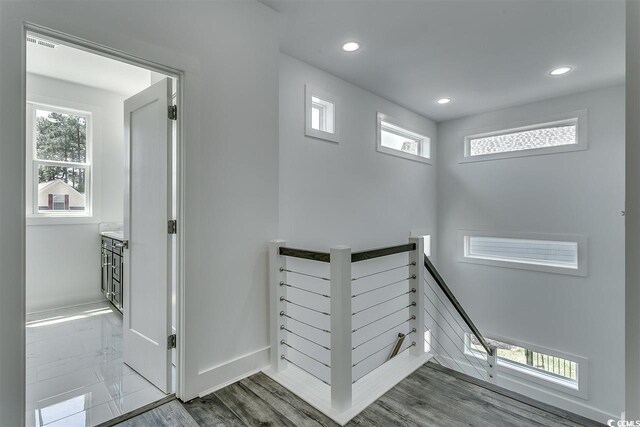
[[24, 28, 181, 427]]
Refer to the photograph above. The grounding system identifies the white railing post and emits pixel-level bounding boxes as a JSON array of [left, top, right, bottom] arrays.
[[409, 237, 425, 356], [330, 246, 352, 411], [269, 240, 287, 372], [487, 344, 498, 384]]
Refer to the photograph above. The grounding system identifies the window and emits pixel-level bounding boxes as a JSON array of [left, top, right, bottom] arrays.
[[463, 110, 587, 162], [459, 231, 586, 276], [28, 104, 92, 217], [464, 334, 586, 397], [377, 113, 431, 163], [311, 96, 334, 134], [305, 85, 339, 143]]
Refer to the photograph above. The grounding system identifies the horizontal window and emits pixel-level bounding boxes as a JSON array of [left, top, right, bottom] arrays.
[[465, 334, 582, 393], [458, 231, 586, 276], [466, 236, 577, 269], [377, 113, 431, 164], [462, 110, 587, 162]]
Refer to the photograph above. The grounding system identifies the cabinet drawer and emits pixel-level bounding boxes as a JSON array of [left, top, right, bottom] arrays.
[[111, 239, 125, 255], [102, 237, 112, 251]]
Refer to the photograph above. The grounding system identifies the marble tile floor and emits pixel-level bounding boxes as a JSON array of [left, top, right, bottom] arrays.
[[26, 302, 167, 427]]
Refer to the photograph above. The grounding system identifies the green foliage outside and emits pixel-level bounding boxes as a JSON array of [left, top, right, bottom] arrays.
[[36, 111, 87, 193]]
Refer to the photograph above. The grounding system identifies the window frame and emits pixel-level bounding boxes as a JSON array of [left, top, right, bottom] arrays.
[[26, 100, 98, 224], [457, 230, 587, 276], [463, 332, 588, 399], [460, 110, 588, 163], [305, 84, 339, 143], [376, 112, 432, 164]]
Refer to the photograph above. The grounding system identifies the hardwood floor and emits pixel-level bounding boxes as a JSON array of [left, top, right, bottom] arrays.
[[115, 362, 602, 426]]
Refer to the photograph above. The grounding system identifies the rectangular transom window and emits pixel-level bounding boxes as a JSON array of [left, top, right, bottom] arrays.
[[465, 334, 580, 389], [27, 103, 92, 216], [459, 231, 586, 276], [377, 113, 431, 163], [462, 110, 587, 162]]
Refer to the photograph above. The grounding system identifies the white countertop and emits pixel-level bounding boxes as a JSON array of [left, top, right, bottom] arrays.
[[101, 231, 125, 241]]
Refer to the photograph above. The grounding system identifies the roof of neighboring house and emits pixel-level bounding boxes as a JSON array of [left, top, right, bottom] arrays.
[[38, 179, 86, 200]]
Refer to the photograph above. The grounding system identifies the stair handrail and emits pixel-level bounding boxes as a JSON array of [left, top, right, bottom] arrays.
[[423, 254, 494, 357]]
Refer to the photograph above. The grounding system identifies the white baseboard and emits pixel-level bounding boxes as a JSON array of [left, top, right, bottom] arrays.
[[195, 346, 270, 399], [264, 351, 432, 426], [26, 298, 108, 316]]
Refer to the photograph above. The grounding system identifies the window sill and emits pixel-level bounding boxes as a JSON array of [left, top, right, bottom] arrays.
[[27, 215, 100, 226]]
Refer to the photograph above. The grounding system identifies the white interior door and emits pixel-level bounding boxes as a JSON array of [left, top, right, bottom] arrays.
[[123, 78, 173, 393]]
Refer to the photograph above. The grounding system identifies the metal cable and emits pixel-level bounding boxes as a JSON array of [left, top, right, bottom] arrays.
[[280, 312, 330, 333], [352, 290, 415, 316], [352, 304, 416, 333], [422, 298, 489, 380], [280, 297, 330, 316], [352, 317, 414, 349], [352, 276, 415, 298], [423, 309, 489, 382], [280, 268, 330, 281], [280, 282, 329, 298], [423, 290, 488, 366], [353, 329, 416, 367], [281, 341, 330, 368], [351, 262, 415, 281], [352, 342, 417, 384], [423, 327, 475, 380], [281, 326, 330, 351], [281, 356, 330, 386], [423, 277, 488, 356]]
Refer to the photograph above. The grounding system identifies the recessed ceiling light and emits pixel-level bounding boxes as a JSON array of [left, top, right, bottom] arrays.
[[550, 66, 572, 76], [437, 98, 451, 104], [342, 42, 360, 52]]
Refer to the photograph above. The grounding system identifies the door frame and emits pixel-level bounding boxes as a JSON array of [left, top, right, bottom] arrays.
[[21, 22, 187, 400]]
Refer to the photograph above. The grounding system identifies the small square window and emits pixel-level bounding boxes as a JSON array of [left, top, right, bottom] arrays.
[[305, 85, 339, 143], [377, 113, 431, 164]]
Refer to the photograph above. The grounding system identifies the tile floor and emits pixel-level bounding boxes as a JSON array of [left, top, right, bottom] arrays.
[[26, 302, 167, 427]]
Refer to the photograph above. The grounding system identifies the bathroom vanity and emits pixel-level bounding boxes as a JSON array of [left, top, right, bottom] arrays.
[[101, 232, 126, 313]]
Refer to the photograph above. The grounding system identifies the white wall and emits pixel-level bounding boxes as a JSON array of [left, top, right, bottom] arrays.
[[436, 85, 625, 421], [25, 73, 128, 313], [279, 54, 437, 249], [278, 54, 437, 382], [627, 0, 640, 419], [0, 1, 279, 423]]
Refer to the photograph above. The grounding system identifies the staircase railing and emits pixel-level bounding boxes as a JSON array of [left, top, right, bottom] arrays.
[[268, 236, 497, 419], [422, 253, 498, 383]]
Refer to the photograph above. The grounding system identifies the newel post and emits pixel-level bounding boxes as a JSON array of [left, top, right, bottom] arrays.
[[269, 240, 287, 372], [487, 344, 498, 384], [330, 246, 352, 411], [409, 237, 426, 356]]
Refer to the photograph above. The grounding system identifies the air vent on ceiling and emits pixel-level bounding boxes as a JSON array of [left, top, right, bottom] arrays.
[[26, 36, 58, 49]]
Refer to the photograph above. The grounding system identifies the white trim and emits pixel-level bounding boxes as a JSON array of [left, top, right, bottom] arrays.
[[305, 84, 340, 143], [460, 109, 588, 163], [26, 99, 99, 225], [463, 332, 589, 400], [457, 229, 588, 277], [437, 354, 612, 424], [376, 112, 432, 164], [22, 23, 187, 402]]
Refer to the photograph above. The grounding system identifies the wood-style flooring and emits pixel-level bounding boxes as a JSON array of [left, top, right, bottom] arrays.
[[115, 362, 603, 427]]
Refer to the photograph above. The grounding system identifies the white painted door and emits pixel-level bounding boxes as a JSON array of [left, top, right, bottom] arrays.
[[123, 78, 173, 393]]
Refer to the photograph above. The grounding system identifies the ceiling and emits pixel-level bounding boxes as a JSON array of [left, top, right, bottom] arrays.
[[263, 0, 625, 122], [27, 37, 152, 97]]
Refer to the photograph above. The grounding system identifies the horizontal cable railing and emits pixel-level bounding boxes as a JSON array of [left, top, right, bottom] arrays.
[[270, 237, 497, 414], [270, 238, 426, 411]]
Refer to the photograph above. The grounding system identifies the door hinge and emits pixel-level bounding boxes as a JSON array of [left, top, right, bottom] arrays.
[[168, 334, 176, 349], [168, 220, 177, 234], [168, 105, 177, 120]]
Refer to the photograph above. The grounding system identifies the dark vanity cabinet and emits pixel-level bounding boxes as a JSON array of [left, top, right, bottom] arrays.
[[101, 235, 125, 313]]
